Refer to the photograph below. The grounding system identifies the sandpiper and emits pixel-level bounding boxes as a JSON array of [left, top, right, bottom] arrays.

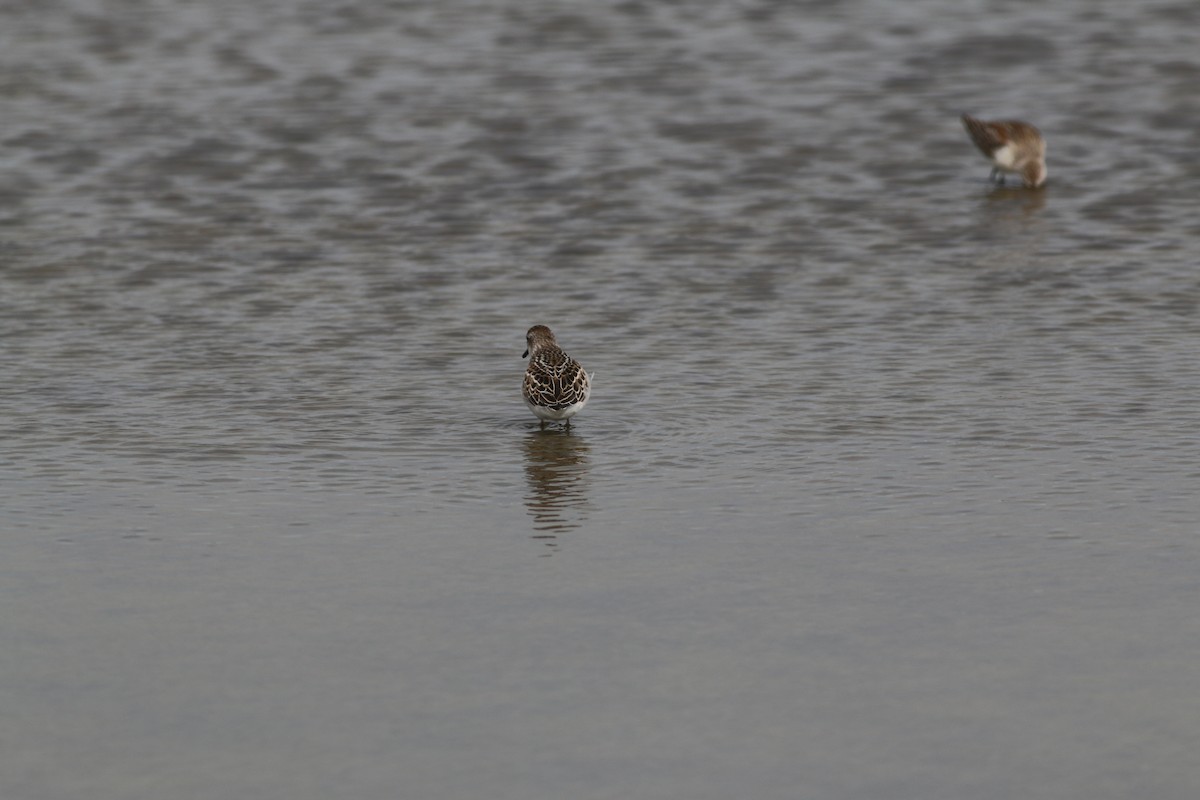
[[961, 113, 1047, 189], [522, 325, 591, 429]]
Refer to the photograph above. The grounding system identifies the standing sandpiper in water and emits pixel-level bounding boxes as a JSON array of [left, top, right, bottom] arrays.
[[522, 325, 591, 429], [961, 113, 1047, 189]]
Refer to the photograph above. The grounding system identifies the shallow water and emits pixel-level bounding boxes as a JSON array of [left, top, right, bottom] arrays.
[[4, 1, 1200, 798]]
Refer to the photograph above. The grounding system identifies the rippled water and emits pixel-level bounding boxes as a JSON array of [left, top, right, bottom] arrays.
[[4, 1, 1200, 798]]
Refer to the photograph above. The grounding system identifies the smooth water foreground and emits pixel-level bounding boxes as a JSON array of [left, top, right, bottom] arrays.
[[3, 1, 1200, 798]]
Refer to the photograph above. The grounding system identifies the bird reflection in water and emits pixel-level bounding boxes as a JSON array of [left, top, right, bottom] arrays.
[[984, 183, 1047, 217], [522, 429, 591, 553], [975, 184, 1048, 258]]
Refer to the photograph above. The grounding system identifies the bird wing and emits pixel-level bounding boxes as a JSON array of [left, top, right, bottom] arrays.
[[525, 349, 589, 409], [962, 114, 1007, 155]]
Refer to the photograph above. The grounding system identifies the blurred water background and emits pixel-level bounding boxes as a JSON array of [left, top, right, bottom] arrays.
[[3, 1, 1200, 798]]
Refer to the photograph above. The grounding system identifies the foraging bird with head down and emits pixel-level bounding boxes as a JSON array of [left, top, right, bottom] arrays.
[[961, 113, 1047, 189]]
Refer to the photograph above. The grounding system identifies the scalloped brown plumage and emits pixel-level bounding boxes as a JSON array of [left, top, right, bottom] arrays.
[[522, 325, 591, 429]]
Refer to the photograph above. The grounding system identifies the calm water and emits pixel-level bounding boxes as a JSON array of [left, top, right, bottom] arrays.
[[4, 1, 1200, 798]]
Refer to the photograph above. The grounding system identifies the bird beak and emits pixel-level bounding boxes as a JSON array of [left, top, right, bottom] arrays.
[[522, 349, 529, 358]]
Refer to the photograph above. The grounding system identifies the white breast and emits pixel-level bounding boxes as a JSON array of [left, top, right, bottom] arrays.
[[991, 142, 1019, 170]]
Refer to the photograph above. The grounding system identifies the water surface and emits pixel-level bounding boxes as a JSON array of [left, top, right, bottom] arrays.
[[3, 1, 1200, 798]]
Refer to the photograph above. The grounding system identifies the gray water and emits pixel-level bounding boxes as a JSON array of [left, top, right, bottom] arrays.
[[4, 1, 1200, 798]]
